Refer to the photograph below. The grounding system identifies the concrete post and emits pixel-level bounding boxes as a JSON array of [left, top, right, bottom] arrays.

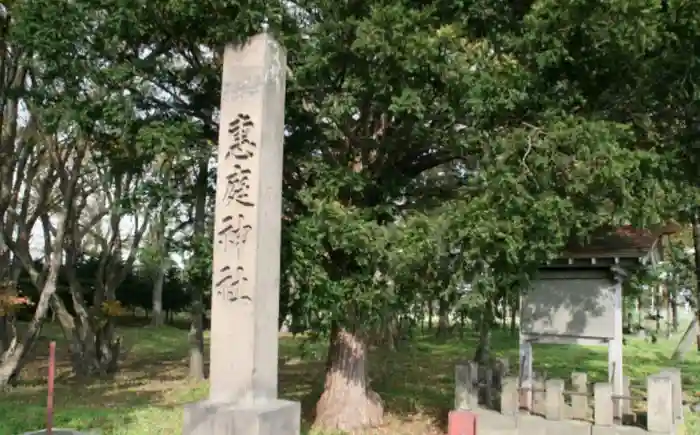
[[571, 372, 588, 420], [456, 361, 479, 410], [533, 373, 546, 415], [647, 374, 674, 434], [660, 367, 683, 424], [594, 383, 613, 426], [545, 379, 565, 421], [182, 33, 300, 435], [500, 377, 519, 416]]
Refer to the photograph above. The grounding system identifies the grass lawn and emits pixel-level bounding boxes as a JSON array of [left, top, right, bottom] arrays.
[[0, 322, 698, 434]]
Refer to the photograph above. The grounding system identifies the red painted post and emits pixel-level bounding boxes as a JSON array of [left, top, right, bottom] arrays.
[[47, 341, 56, 435], [448, 409, 477, 435]]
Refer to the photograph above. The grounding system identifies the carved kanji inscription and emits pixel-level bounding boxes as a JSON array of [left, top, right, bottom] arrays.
[[217, 213, 253, 255], [215, 265, 251, 302], [226, 113, 257, 161], [222, 164, 254, 207]]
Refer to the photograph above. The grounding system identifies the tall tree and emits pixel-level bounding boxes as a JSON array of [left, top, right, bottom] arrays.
[[282, 0, 683, 429]]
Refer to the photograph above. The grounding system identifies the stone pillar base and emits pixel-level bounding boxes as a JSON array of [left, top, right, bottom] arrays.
[[183, 399, 300, 435]]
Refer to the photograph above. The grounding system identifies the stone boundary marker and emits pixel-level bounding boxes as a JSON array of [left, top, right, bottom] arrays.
[[182, 32, 300, 435], [454, 359, 685, 435]]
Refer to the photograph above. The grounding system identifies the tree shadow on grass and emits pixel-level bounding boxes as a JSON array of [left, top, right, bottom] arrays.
[[17, 341, 196, 392], [1, 370, 209, 435], [0, 398, 142, 434], [3, 325, 211, 434], [4, 376, 176, 407], [280, 359, 325, 422]]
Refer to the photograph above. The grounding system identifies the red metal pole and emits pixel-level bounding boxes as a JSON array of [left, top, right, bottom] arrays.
[[47, 341, 55, 435]]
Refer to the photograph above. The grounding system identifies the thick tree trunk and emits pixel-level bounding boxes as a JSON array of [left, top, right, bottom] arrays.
[[60, 244, 122, 378], [51, 286, 119, 378], [49, 291, 92, 377], [474, 307, 492, 365], [314, 327, 384, 431]]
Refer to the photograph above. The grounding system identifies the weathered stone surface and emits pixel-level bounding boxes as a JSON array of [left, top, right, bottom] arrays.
[[208, 31, 287, 405], [182, 31, 299, 435], [660, 367, 683, 424], [571, 372, 589, 420], [183, 399, 300, 435], [500, 377, 519, 415], [545, 379, 565, 420], [594, 383, 614, 426], [532, 376, 546, 415], [648, 374, 674, 434], [455, 361, 479, 410]]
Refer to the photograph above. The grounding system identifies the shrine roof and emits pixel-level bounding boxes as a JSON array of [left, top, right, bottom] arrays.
[[562, 222, 681, 259]]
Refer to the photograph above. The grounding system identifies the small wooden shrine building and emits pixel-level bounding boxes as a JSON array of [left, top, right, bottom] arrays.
[[519, 223, 680, 414]]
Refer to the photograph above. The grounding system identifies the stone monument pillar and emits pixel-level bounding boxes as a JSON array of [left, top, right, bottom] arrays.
[[183, 33, 300, 435]]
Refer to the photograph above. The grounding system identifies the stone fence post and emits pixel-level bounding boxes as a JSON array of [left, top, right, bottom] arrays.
[[456, 359, 513, 411], [484, 369, 682, 435], [647, 373, 675, 434], [545, 379, 565, 421], [594, 383, 613, 426], [533, 372, 546, 415], [660, 367, 683, 425], [500, 377, 519, 415], [570, 372, 588, 420], [455, 361, 479, 410]]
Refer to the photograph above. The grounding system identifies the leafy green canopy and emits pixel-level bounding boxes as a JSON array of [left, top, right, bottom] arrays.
[[9, 0, 689, 337]]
